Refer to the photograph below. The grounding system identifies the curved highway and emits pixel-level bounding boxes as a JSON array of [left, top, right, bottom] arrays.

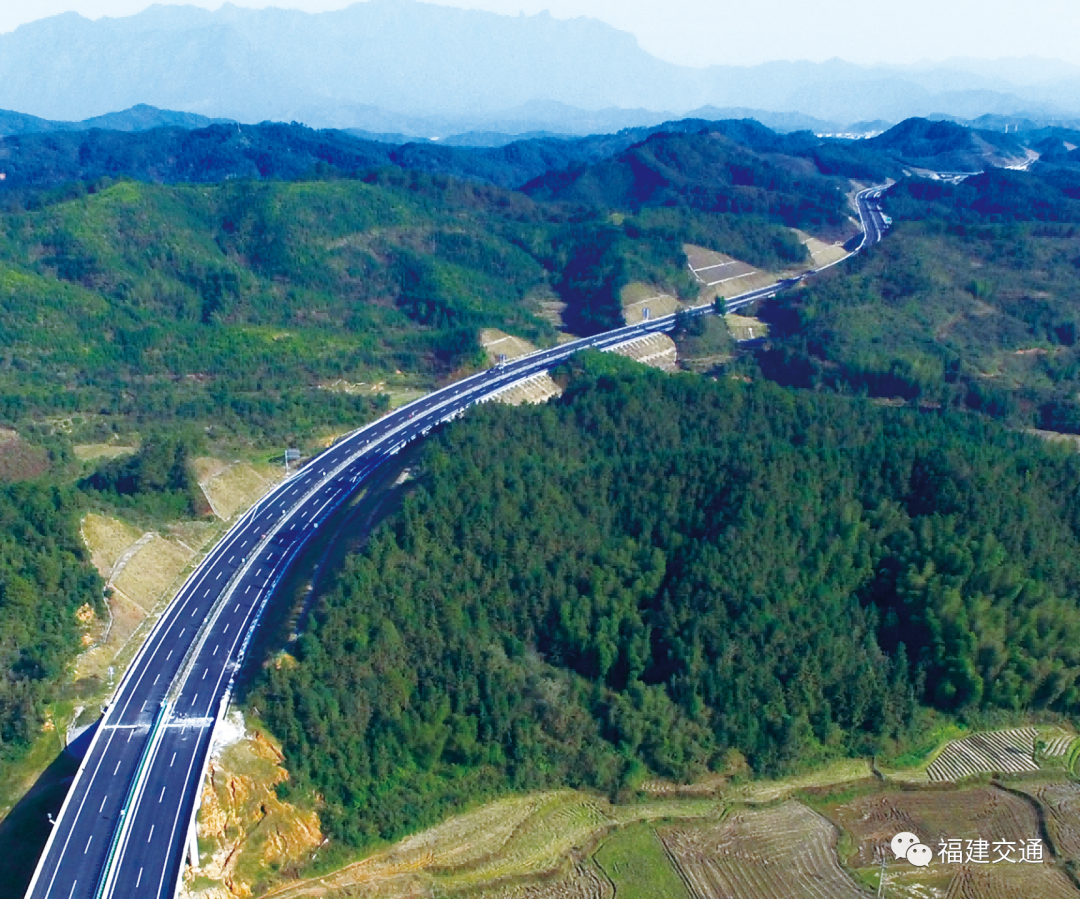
[[24, 184, 888, 899]]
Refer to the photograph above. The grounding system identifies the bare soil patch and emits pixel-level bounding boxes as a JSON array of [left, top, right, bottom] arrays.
[[942, 863, 1079, 899], [792, 229, 849, 268], [195, 457, 279, 521], [486, 372, 563, 406], [621, 282, 682, 325], [1023, 782, 1080, 861], [188, 716, 323, 895], [73, 443, 138, 461], [81, 512, 145, 579], [608, 333, 679, 372], [481, 329, 539, 363], [831, 786, 1040, 869], [660, 801, 867, 899]]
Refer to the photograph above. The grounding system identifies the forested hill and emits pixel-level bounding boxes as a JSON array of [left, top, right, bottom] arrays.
[[866, 118, 1028, 170], [751, 162, 1080, 436], [0, 116, 897, 201], [521, 129, 852, 234], [251, 354, 1080, 847]]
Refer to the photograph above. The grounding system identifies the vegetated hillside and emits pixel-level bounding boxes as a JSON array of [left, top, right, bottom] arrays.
[[886, 167, 1080, 223], [866, 118, 1029, 170], [0, 117, 899, 201], [249, 355, 1080, 847], [0, 165, 762, 441], [752, 167, 1080, 434], [0, 483, 103, 766], [0, 175, 547, 442], [522, 129, 852, 236]]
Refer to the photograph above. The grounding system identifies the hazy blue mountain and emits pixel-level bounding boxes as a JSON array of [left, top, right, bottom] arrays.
[[1, 2, 1078, 132], [0, 104, 229, 137]]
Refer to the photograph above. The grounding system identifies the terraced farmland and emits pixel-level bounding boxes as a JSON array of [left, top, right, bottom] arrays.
[[1041, 735, 1078, 761], [472, 863, 612, 899], [1027, 782, 1080, 861], [927, 729, 1041, 781], [941, 863, 1080, 899], [659, 801, 869, 899], [831, 786, 1040, 869]]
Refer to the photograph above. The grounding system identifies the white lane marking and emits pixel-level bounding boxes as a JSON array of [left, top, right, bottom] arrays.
[[49, 706, 124, 882], [191, 606, 197, 616], [216, 570, 222, 579], [191, 693, 198, 706], [113, 759, 122, 775], [136, 868, 143, 889], [213, 644, 219, 656], [156, 725, 207, 899], [67, 881, 78, 899], [59, 388, 486, 886], [153, 674, 160, 685], [229, 555, 234, 563], [223, 623, 229, 634], [170, 752, 176, 767], [99, 795, 108, 813], [202, 668, 208, 680], [245, 585, 251, 594], [147, 824, 154, 843], [166, 650, 173, 660], [84, 835, 93, 854], [159, 786, 166, 803], [178, 628, 185, 638], [234, 603, 240, 612], [127, 730, 134, 742]]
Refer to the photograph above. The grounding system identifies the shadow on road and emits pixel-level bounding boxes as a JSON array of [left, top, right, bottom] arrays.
[[0, 747, 81, 899]]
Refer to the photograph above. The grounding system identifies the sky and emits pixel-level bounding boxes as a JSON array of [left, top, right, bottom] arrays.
[[1, 0, 1080, 68]]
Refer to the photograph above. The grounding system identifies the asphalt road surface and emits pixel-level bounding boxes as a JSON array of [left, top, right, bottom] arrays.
[[24, 185, 889, 899]]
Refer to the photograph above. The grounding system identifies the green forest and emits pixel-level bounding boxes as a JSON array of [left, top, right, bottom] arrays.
[[6, 111, 1080, 855], [0, 483, 102, 763], [0, 120, 860, 793], [0, 126, 855, 445], [249, 355, 1080, 847], [753, 167, 1080, 432]]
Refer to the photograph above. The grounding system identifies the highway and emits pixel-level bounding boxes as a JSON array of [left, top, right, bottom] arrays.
[[24, 184, 889, 899]]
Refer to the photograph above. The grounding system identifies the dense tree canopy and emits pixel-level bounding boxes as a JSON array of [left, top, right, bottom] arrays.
[[0, 484, 102, 762], [250, 356, 1080, 847]]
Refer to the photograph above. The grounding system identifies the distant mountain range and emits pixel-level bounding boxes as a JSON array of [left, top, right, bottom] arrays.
[[0, 104, 230, 138], [2, 2, 1080, 138], [1, 113, 1073, 201]]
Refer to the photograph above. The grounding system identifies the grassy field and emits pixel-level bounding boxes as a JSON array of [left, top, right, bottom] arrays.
[[593, 824, 689, 899]]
